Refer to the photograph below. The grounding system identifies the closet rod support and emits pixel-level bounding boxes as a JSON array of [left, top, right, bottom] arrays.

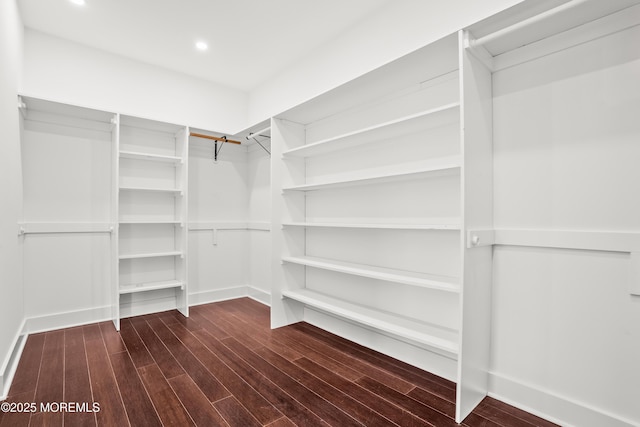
[[248, 133, 271, 156], [471, 0, 591, 48]]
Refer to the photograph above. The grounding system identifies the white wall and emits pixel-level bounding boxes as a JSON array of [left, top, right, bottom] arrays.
[[22, 29, 248, 134], [188, 137, 249, 305], [247, 145, 271, 303], [20, 104, 114, 332], [248, 0, 524, 124], [490, 24, 640, 427], [0, 0, 24, 399]]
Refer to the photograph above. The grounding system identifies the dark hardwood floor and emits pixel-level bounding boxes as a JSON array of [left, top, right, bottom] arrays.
[[0, 298, 558, 426]]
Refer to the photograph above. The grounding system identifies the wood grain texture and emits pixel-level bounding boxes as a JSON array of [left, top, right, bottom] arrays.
[[1, 298, 559, 427]]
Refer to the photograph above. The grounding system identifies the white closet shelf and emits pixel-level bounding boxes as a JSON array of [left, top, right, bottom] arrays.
[[282, 220, 461, 230], [119, 220, 183, 225], [283, 103, 460, 158], [119, 150, 182, 163], [119, 280, 185, 294], [118, 250, 183, 260], [282, 289, 459, 356], [283, 158, 461, 192], [119, 186, 182, 194], [282, 255, 461, 292]]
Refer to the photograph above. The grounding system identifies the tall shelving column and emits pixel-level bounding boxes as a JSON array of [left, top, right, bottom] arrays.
[[114, 116, 189, 329], [455, 29, 494, 423], [270, 31, 494, 423]]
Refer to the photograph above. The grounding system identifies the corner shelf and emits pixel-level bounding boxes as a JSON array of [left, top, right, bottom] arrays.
[[283, 157, 461, 192], [118, 250, 183, 260], [282, 255, 461, 292], [282, 103, 460, 158], [119, 280, 185, 294], [119, 150, 183, 164], [282, 289, 459, 357]]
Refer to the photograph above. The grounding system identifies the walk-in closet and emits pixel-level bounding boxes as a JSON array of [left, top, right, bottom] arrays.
[[1, 0, 639, 426]]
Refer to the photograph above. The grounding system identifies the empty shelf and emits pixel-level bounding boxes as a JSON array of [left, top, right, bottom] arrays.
[[118, 250, 182, 260], [119, 186, 182, 194], [282, 220, 461, 230], [283, 103, 460, 158], [119, 150, 182, 163], [282, 289, 459, 356], [283, 158, 461, 192], [119, 220, 183, 225], [282, 256, 460, 292], [119, 280, 184, 294]]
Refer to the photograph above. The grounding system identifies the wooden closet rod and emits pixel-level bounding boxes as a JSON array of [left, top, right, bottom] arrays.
[[190, 132, 241, 145]]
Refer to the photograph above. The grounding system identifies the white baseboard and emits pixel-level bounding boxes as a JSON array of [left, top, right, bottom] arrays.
[[188, 285, 251, 307], [0, 319, 27, 400], [247, 286, 271, 306], [25, 306, 111, 334], [489, 372, 639, 427]]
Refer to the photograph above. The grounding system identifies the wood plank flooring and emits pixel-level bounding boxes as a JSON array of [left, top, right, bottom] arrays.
[[0, 298, 558, 426]]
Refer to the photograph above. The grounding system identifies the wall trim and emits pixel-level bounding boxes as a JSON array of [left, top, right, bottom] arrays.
[[25, 306, 111, 334], [247, 286, 271, 306], [188, 285, 251, 307], [0, 319, 27, 400], [489, 372, 639, 427], [493, 229, 640, 253]]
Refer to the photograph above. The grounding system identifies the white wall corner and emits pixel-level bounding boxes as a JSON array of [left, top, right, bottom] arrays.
[[0, 320, 27, 401]]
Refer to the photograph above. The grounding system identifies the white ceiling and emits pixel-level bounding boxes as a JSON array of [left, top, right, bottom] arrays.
[[18, 0, 392, 92]]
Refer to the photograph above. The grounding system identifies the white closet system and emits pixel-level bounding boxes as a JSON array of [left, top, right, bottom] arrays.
[[18, 99, 235, 330], [114, 115, 189, 330], [270, 0, 640, 422], [15, 0, 640, 424]]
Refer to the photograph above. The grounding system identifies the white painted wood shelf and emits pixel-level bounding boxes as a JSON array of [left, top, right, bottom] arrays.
[[119, 150, 182, 164], [282, 289, 459, 357], [119, 186, 182, 194], [283, 157, 461, 192], [119, 280, 185, 294], [282, 255, 461, 292], [282, 220, 461, 230], [119, 220, 183, 225], [118, 250, 183, 260], [282, 103, 460, 158]]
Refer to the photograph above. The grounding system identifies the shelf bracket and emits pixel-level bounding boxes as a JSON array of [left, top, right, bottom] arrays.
[[466, 229, 495, 248], [214, 137, 226, 162], [463, 31, 494, 72], [247, 133, 271, 156]]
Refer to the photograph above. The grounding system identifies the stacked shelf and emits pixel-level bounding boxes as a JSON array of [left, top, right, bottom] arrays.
[[273, 30, 465, 364], [113, 115, 189, 328], [271, 29, 493, 424]]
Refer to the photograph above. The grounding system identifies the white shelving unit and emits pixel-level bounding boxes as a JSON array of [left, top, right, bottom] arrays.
[[272, 1, 640, 423], [271, 30, 491, 424], [113, 115, 189, 329]]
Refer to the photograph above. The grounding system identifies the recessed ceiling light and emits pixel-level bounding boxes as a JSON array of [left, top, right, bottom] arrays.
[[195, 41, 208, 51], [69, 0, 86, 5]]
